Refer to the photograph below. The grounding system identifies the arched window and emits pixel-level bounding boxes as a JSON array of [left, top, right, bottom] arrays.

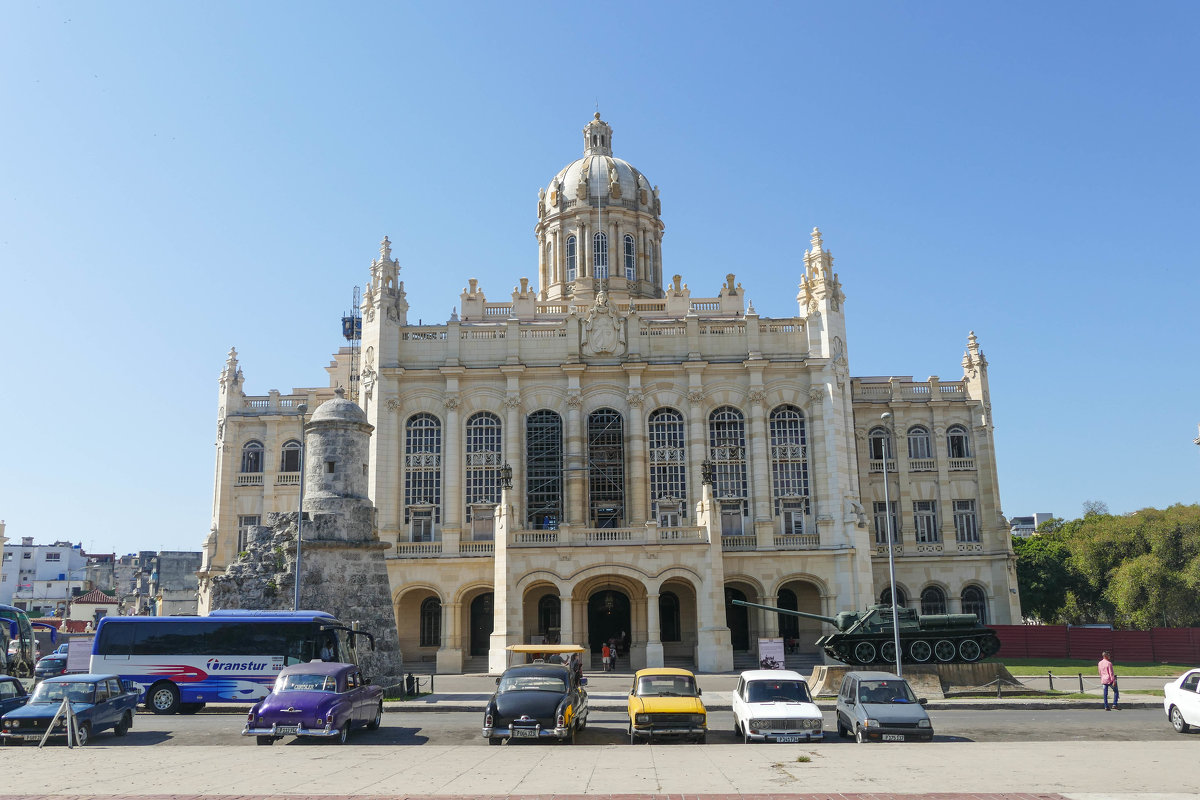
[[880, 586, 908, 608], [769, 405, 809, 531], [868, 427, 893, 460], [659, 591, 681, 642], [545, 242, 552, 277], [709, 406, 747, 535], [241, 441, 264, 473], [587, 408, 625, 528], [948, 425, 972, 459], [465, 412, 502, 539], [961, 585, 988, 623], [404, 413, 442, 540], [920, 586, 947, 615], [419, 597, 441, 647], [648, 408, 686, 525], [624, 234, 636, 281], [566, 236, 578, 281], [592, 232, 608, 279], [525, 410, 562, 530], [906, 426, 931, 460], [538, 594, 560, 638], [280, 439, 302, 473]]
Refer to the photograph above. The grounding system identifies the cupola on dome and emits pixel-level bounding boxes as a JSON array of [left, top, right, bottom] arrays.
[[541, 114, 656, 215]]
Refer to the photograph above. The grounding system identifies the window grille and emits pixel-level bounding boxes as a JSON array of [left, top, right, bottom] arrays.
[[464, 412, 502, 521], [881, 586, 908, 607], [648, 408, 686, 521], [770, 405, 809, 517], [587, 408, 625, 528], [920, 586, 947, 615], [404, 413, 442, 526], [237, 515, 260, 552], [708, 406, 747, 502], [419, 597, 441, 647], [592, 232, 608, 279], [961, 586, 988, 623], [525, 410, 563, 530]]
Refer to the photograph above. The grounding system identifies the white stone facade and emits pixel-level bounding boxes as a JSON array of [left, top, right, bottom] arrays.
[[200, 116, 1021, 673]]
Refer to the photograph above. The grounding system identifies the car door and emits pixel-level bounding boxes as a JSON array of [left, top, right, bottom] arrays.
[[0, 678, 27, 715], [90, 680, 114, 731], [732, 677, 746, 731], [1180, 671, 1200, 725], [346, 669, 365, 724]]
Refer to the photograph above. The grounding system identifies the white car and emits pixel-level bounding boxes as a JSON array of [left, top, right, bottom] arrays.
[[1163, 668, 1200, 734], [731, 669, 823, 743]]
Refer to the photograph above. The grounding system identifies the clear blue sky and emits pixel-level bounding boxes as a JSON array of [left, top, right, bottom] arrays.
[[2, 2, 1197, 556]]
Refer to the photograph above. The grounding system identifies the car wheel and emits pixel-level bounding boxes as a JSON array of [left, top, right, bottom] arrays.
[[113, 711, 132, 737], [854, 724, 866, 744], [147, 682, 180, 715], [367, 701, 383, 730], [837, 718, 849, 738], [256, 735, 275, 746], [337, 722, 350, 744], [74, 722, 90, 747], [1170, 705, 1190, 733]]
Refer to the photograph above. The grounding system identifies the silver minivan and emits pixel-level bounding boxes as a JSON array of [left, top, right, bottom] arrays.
[[835, 671, 933, 743]]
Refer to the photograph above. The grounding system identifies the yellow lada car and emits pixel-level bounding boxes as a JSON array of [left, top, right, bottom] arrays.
[[627, 667, 707, 744]]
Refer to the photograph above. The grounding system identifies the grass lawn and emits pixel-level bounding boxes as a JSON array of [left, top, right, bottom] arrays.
[[991, 658, 1191, 677]]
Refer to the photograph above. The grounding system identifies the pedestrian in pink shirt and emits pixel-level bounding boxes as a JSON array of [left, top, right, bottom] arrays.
[[1098, 651, 1119, 711]]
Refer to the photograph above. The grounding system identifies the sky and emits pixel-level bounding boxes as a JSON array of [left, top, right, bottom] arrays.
[[1, 2, 1197, 556]]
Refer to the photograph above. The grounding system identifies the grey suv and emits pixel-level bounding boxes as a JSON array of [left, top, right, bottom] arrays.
[[835, 671, 933, 743]]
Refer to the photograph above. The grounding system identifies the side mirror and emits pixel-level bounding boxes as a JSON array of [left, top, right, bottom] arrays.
[[495, 677, 501, 686], [918, 697, 927, 706], [697, 688, 702, 696]]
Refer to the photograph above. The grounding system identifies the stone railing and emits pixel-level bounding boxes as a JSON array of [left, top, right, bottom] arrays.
[[774, 534, 819, 550], [948, 458, 976, 471], [459, 541, 495, 556], [721, 535, 756, 551], [509, 526, 706, 548], [868, 459, 896, 473], [852, 380, 969, 403], [236, 474, 263, 486], [393, 541, 442, 558], [907, 459, 936, 472], [275, 473, 301, 486]]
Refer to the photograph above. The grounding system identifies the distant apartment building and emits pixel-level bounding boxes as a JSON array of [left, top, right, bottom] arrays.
[[1, 536, 90, 616], [120, 551, 203, 616], [1009, 513, 1055, 538]]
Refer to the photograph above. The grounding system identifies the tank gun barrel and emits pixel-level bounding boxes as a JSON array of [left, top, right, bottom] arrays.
[[730, 599, 845, 629]]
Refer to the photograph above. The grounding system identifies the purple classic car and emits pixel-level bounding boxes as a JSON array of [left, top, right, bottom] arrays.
[[242, 661, 384, 745]]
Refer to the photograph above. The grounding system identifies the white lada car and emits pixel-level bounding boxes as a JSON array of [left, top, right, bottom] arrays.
[[731, 669, 823, 743]]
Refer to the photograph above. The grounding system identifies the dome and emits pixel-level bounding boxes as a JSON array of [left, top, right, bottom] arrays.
[[541, 114, 656, 216], [308, 388, 367, 425]]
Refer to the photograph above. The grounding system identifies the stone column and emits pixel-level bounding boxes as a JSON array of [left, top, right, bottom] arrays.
[[442, 376, 463, 539], [563, 365, 586, 526], [747, 387, 773, 548], [625, 369, 647, 524], [436, 600, 464, 674], [559, 593, 575, 647], [645, 591, 663, 668], [695, 482, 733, 672], [761, 595, 780, 638]]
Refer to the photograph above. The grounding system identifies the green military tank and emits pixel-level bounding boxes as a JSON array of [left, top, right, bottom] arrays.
[[731, 599, 1001, 665]]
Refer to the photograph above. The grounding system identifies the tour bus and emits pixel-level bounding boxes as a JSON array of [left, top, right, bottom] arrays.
[[89, 610, 377, 714]]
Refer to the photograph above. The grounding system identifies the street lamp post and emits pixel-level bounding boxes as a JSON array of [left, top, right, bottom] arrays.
[[881, 411, 903, 677], [293, 404, 308, 612]]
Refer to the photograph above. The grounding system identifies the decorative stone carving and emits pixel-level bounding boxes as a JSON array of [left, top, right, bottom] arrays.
[[385, 398, 402, 412], [808, 386, 825, 404], [566, 394, 582, 409], [747, 389, 766, 405], [504, 395, 522, 410], [581, 290, 626, 356], [626, 392, 644, 408], [360, 366, 377, 398], [687, 390, 704, 405], [443, 396, 460, 410], [844, 497, 867, 528]]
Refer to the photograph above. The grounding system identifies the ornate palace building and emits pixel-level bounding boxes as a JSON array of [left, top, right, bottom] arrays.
[[199, 114, 1021, 673]]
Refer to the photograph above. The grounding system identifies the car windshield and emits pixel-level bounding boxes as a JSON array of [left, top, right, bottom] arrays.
[[747, 679, 810, 703], [30, 682, 95, 704], [277, 674, 339, 693], [859, 679, 917, 704], [498, 674, 567, 693], [636, 675, 697, 697]]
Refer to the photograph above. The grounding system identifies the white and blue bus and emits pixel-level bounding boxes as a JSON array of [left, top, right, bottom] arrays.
[[89, 611, 377, 714]]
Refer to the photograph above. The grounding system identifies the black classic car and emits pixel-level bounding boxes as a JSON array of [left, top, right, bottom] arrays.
[[483, 660, 588, 745]]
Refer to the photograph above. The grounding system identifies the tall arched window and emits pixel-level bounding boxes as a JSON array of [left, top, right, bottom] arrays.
[[648, 408, 686, 525], [419, 597, 441, 647], [592, 232, 608, 279], [404, 413, 442, 540], [659, 591, 681, 642], [709, 406, 747, 535], [624, 234, 636, 281], [545, 242, 553, 278], [868, 427, 893, 460], [566, 235, 578, 281], [920, 586, 947, 615], [525, 410, 563, 530], [241, 441, 264, 473], [280, 439, 302, 473], [880, 586, 908, 608], [961, 585, 988, 623], [947, 425, 972, 458], [465, 412, 502, 539], [769, 405, 809, 532], [587, 408, 625, 528], [907, 426, 932, 460]]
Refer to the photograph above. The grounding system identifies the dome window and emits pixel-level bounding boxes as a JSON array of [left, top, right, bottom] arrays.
[[566, 236, 577, 281], [624, 234, 636, 281], [593, 232, 608, 279]]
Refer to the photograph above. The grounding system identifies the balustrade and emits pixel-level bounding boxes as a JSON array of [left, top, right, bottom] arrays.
[[459, 541, 495, 556], [275, 473, 301, 486], [774, 533, 819, 550], [868, 459, 897, 473], [235, 474, 263, 486], [948, 458, 976, 471], [392, 541, 443, 557], [907, 458, 936, 472], [721, 534, 756, 551]]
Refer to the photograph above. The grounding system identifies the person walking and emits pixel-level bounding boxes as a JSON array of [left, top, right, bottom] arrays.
[[601, 643, 612, 672], [1098, 651, 1120, 710]]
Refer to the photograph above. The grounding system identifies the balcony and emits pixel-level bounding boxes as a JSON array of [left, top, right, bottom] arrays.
[[774, 534, 820, 550], [907, 459, 936, 472], [948, 458, 976, 471], [275, 473, 301, 486], [459, 541, 495, 556], [235, 474, 263, 486], [393, 541, 442, 558], [721, 535, 756, 552], [868, 459, 896, 474]]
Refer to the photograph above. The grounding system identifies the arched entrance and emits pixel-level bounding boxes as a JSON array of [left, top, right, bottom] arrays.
[[469, 593, 493, 656], [778, 580, 824, 654], [724, 587, 750, 651], [587, 587, 630, 655]]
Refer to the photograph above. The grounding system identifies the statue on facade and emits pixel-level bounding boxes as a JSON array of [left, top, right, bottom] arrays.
[[581, 290, 626, 356]]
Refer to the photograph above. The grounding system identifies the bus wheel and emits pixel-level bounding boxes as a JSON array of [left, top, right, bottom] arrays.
[[147, 682, 180, 715]]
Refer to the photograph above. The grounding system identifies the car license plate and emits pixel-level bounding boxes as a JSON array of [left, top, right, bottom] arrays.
[[882, 734, 906, 741], [22, 734, 44, 741], [511, 728, 538, 738], [276, 726, 299, 735], [773, 735, 801, 743]]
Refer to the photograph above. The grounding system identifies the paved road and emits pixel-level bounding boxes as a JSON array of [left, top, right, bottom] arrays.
[[28, 706, 1179, 747]]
